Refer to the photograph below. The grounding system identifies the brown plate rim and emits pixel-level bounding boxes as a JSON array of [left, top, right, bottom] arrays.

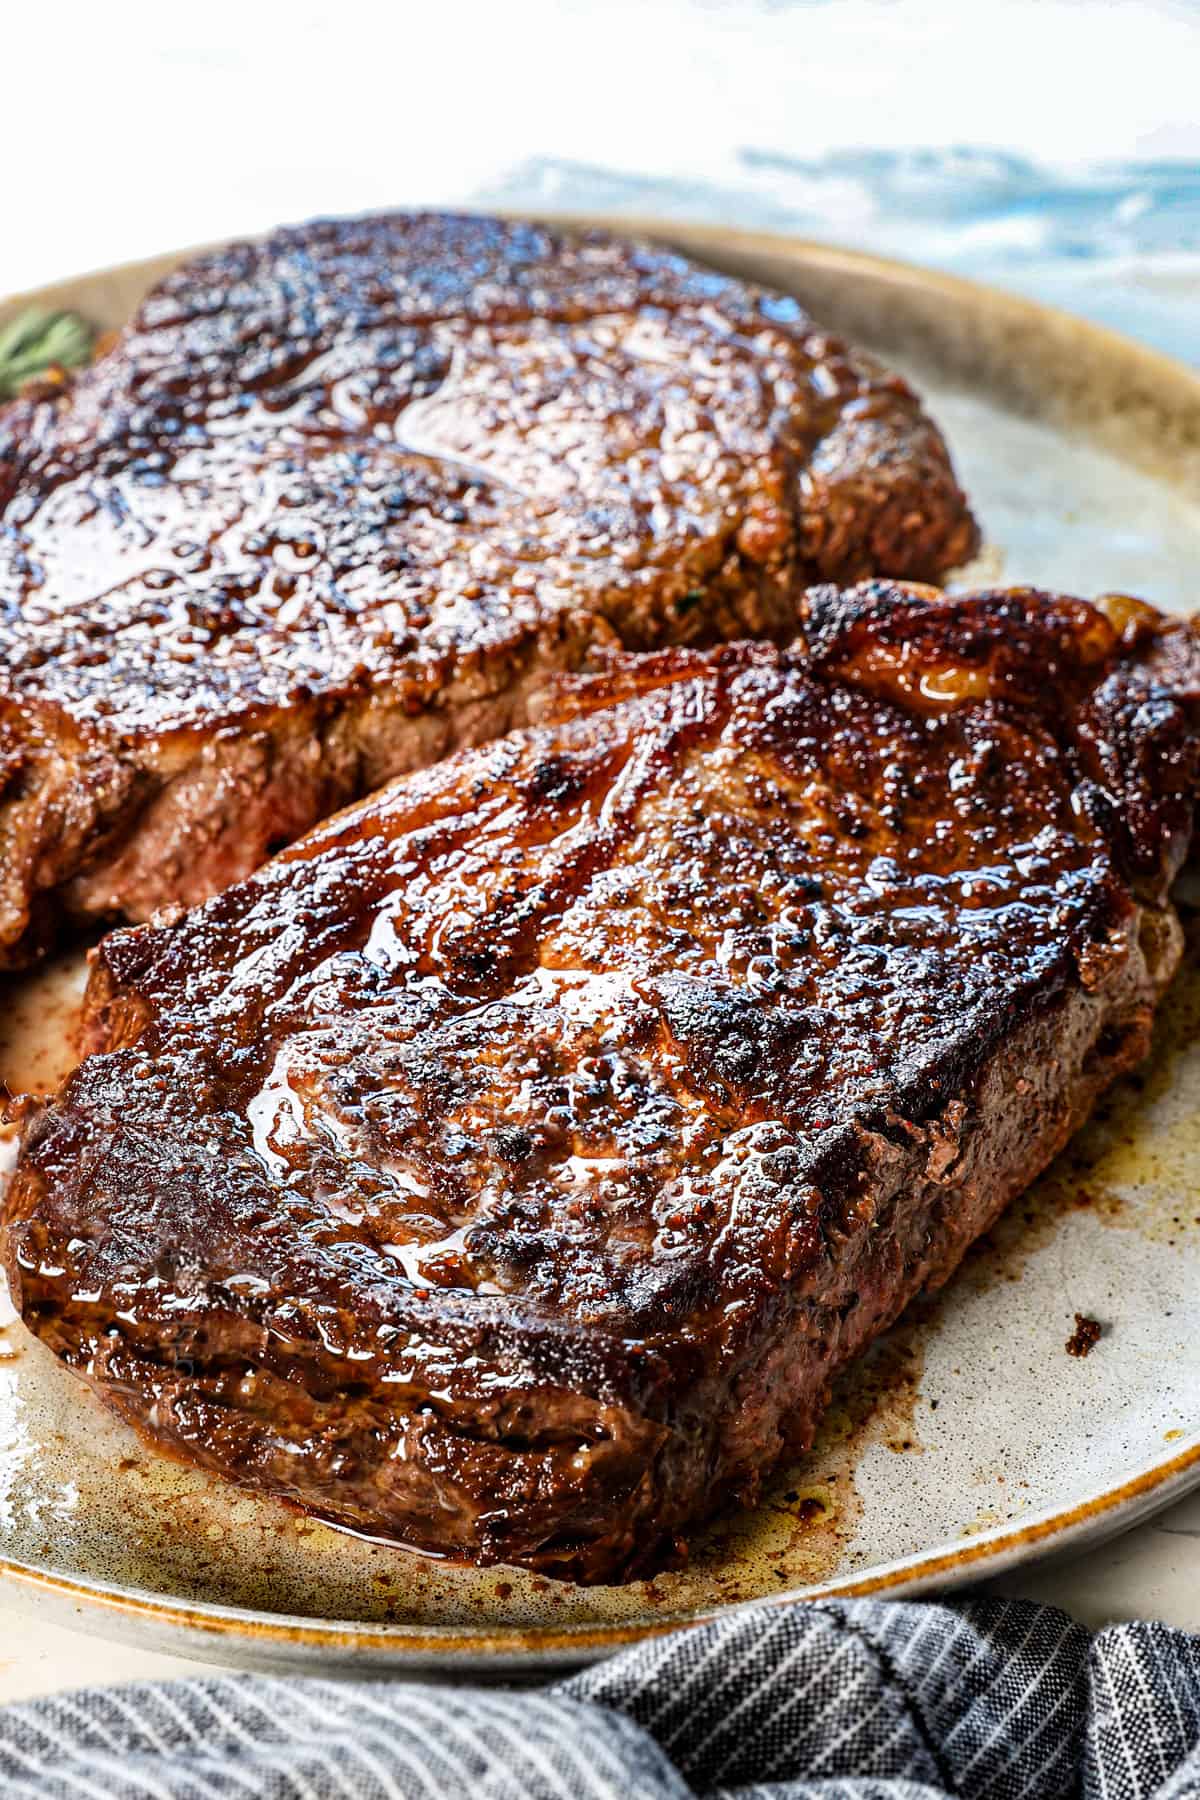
[[4, 1434, 1200, 1665]]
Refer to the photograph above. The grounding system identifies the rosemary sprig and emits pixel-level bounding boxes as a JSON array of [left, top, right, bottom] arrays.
[[0, 308, 95, 400]]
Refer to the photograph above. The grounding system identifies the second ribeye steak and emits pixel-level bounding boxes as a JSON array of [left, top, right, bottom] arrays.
[[0, 212, 976, 965]]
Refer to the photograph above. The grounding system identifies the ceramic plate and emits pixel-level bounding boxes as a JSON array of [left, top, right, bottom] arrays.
[[2, 221, 1200, 1672]]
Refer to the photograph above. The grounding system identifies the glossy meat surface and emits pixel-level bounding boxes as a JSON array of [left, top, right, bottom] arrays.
[[0, 213, 976, 966], [8, 583, 1195, 1582]]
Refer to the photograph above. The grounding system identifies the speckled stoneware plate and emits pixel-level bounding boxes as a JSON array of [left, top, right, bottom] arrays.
[[2, 220, 1199, 1675]]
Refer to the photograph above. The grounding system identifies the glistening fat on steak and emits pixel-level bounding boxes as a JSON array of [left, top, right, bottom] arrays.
[[0, 212, 977, 968], [9, 582, 1195, 1585]]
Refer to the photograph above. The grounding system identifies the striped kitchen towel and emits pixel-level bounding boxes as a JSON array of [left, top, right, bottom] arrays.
[[3, 1595, 1200, 1797]]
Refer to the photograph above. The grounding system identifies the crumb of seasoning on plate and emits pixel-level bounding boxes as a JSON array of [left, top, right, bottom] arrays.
[[1065, 1313, 1103, 1358]]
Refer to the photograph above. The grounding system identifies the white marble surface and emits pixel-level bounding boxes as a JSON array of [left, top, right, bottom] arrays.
[[0, 1614, 215, 1705], [2, 0, 1199, 1703]]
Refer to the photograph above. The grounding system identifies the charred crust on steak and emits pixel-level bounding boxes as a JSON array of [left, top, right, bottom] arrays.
[[0, 212, 976, 968], [4, 582, 1197, 1582]]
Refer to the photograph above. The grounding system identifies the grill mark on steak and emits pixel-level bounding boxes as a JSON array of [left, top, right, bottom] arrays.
[[0, 212, 977, 968], [9, 582, 1193, 1584]]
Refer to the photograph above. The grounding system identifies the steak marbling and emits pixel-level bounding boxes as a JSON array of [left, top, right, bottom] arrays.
[[0, 213, 977, 967], [9, 582, 1194, 1583]]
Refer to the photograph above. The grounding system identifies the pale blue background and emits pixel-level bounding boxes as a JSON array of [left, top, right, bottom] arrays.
[[4, 0, 1198, 364], [482, 148, 1200, 365]]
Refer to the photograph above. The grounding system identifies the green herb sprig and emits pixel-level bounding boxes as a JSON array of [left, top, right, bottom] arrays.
[[0, 308, 95, 400]]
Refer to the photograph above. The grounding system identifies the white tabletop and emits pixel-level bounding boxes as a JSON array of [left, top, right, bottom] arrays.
[[2, 0, 1199, 1702]]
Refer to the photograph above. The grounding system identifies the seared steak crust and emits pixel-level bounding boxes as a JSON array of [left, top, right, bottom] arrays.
[[0, 213, 976, 966], [8, 583, 1194, 1584]]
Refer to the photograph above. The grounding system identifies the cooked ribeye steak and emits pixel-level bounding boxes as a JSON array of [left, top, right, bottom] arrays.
[[12, 582, 1190, 1586], [0, 212, 977, 968]]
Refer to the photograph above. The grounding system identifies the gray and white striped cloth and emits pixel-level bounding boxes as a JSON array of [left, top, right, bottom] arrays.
[[3, 1595, 1200, 1799]]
